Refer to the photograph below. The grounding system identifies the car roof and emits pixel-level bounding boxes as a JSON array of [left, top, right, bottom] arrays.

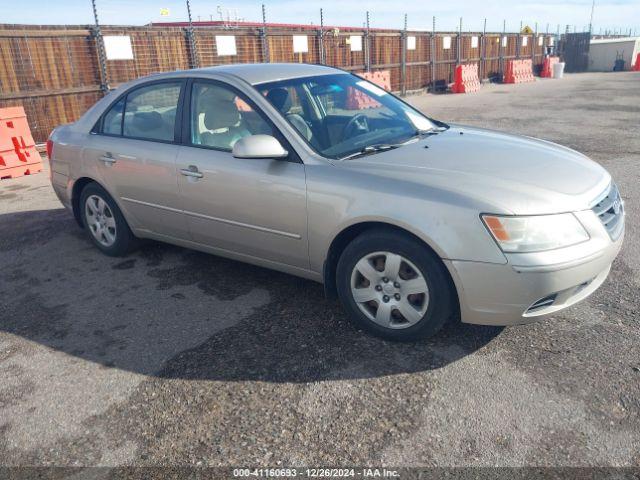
[[165, 63, 346, 85]]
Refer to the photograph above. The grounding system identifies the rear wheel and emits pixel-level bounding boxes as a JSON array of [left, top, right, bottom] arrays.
[[80, 183, 138, 256], [336, 230, 454, 341]]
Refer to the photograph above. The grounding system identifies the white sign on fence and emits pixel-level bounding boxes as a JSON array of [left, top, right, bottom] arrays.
[[549, 36, 554, 46], [522, 36, 528, 46], [292, 35, 308, 53], [502, 36, 507, 47], [443, 36, 451, 49], [349, 35, 362, 52], [538, 35, 544, 46], [103, 36, 134, 60], [407, 36, 416, 50], [216, 35, 237, 56], [471, 36, 478, 48]]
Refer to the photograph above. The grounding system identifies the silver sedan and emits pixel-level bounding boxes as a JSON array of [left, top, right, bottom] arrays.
[[48, 63, 624, 341]]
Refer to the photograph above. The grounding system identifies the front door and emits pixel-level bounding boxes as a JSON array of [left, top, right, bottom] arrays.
[[83, 80, 189, 239], [175, 79, 309, 269]]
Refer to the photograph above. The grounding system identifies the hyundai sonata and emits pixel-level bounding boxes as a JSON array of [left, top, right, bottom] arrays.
[[48, 63, 624, 341]]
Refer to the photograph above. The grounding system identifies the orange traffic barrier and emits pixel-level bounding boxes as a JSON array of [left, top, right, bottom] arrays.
[[452, 63, 481, 93], [633, 53, 640, 71], [503, 59, 536, 84], [0, 106, 42, 180], [540, 56, 560, 78], [346, 70, 391, 109]]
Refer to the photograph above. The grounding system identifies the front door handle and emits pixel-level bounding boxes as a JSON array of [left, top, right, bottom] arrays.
[[99, 155, 116, 165], [180, 165, 203, 179]]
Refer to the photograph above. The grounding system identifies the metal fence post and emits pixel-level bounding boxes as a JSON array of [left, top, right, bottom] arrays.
[[457, 17, 462, 65], [479, 18, 486, 81], [532, 22, 537, 66], [430, 16, 436, 92], [364, 11, 371, 72], [185, 0, 199, 68], [261, 4, 270, 63], [517, 20, 522, 59], [90, 0, 109, 93], [401, 14, 407, 96], [318, 8, 325, 65], [499, 20, 505, 81]]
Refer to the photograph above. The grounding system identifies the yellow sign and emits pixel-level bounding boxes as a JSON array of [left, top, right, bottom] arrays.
[[160, 8, 170, 16], [521, 25, 534, 34]]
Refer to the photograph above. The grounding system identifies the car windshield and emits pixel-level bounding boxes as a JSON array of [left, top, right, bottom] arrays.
[[256, 73, 440, 160]]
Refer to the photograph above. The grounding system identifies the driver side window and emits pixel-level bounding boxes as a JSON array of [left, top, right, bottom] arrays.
[[190, 82, 274, 151]]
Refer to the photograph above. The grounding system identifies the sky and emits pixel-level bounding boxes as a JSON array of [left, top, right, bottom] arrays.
[[3, 0, 639, 34]]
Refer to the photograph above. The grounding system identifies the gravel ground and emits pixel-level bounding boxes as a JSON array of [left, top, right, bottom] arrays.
[[0, 72, 639, 471]]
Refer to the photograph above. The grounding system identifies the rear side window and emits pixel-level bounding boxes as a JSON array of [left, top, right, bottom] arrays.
[[100, 82, 181, 142]]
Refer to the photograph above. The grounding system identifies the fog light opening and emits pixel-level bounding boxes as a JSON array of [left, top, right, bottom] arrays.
[[527, 293, 558, 313]]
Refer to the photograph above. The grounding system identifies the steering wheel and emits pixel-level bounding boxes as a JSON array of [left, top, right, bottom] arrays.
[[342, 114, 370, 141]]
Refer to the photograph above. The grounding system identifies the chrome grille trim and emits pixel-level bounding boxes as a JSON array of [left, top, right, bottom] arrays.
[[591, 183, 624, 240]]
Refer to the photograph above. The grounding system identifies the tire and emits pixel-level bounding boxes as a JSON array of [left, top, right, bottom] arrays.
[[336, 229, 455, 342], [79, 182, 138, 256]]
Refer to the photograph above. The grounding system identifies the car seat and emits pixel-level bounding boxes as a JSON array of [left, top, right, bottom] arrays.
[[198, 87, 251, 149], [266, 88, 313, 143]]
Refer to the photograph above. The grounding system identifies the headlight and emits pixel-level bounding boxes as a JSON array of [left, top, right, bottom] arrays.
[[482, 213, 589, 253]]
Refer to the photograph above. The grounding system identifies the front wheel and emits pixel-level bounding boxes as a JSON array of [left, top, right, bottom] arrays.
[[336, 230, 455, 341]]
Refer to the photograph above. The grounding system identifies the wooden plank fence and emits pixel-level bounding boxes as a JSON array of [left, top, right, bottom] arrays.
[[0, 23, 556, 143]]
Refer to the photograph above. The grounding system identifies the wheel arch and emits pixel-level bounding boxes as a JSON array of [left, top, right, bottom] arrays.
[[322, 221, 459, 315], [71, 177, 100, 227], [71, 176, 125, 229]]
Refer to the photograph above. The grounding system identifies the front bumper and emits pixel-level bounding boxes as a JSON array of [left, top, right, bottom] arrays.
[[446, 209, 624, 326]]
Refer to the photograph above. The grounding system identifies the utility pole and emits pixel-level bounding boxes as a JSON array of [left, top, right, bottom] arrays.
[[588, 0, 595, 33]]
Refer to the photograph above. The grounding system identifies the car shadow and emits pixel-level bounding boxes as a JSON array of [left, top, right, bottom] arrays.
[[0, 208, 503, 383]]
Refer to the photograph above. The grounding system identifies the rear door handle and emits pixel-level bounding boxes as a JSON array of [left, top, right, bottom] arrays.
[[180, 165, 203, 179]]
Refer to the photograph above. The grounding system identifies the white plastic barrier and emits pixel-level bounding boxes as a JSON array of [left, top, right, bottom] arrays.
[[553, 62, 565, 79]]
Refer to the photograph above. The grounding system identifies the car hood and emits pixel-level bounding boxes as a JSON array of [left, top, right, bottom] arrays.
[[337, 125, 611, 215]]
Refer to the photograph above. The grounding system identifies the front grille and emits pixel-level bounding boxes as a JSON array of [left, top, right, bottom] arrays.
[[591, 183, 624, 240]]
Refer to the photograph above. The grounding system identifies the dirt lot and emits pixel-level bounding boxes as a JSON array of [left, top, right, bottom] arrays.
[[1, 72, 639, 469]]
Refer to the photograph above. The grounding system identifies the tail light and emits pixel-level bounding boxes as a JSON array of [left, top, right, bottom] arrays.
[[46, 139, 54, 159]]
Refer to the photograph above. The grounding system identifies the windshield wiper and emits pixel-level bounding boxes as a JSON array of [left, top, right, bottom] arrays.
[[339, 143, 400, 161], [338, 127, 448, 161]]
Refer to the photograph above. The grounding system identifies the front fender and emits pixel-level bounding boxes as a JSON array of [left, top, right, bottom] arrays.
[[305, 164, 507, 274]]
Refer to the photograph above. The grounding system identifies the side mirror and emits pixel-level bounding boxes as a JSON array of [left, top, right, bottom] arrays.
[[232, 134, 289, 160]]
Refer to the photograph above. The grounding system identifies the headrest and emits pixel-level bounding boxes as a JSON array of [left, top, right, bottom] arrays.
[[266, 88, 292, 113], [132, 111, 163, 132], [199, 87, 241, 131]]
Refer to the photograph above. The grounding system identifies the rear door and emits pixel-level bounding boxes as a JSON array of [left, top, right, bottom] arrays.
[[83, 80, 189, 239], [175, 79, 309, 269]]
